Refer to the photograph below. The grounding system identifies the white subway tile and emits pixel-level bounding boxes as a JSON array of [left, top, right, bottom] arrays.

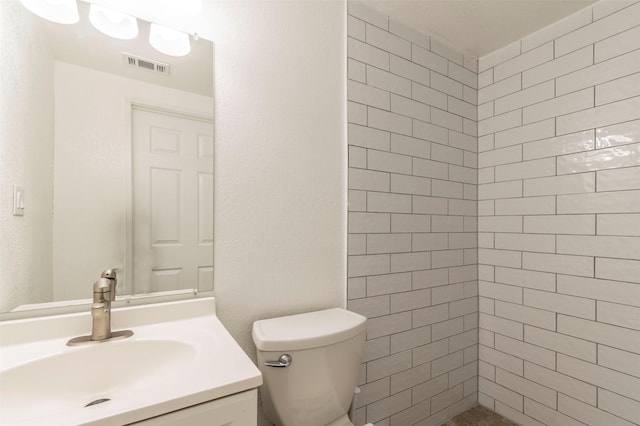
[[349, 168, 390, 191], [390, 251, 430, 272], [523, 45, 593, 88], [494, 80, 554, 116], [479, 281, 523, 303], [557, 355, 640, 402], [495, 233, 556, 253], [390, 289, 431, 313], [596, 72, 640, 106], [494, 42, 553, 82], [413, 195, 448, 214], [524, 173, 595, 197], [495, 267, 556, 292], [368, 352, 411, 385], [464, 54, 478, 73], [479, 344, 523, 375], [390, 325, 431, 353], [598, 301, 640, 331], [432, 37, 464, 65], [348, 58, 366, 82], [366, 311, 412, 339], [479, 134, 494, 152], [494, 119, 556, 148], [413, 120, 449, 145], [411, 374, 449, 403], [450, 297, 479, 318], [431, 72, 464, 99], [432, 143, 463, 165], [412, 233, 448, 251], [349, 295, 390, 318], [557, 274, 640, 308], [348, 37, 390, 70], [368, 149, 412, 174], [431, 108, 463, 132], [349, 234, 366, 255], [367, 233, 411, 254], [557, 143, 640, 175], [556, 96, 640, 136], [478, 68, 493, 88], [478, 74, 521, 104], [366, 23, 411, 58], [367, 65, 412, 97], [368, 106, 413, 135], [557, 235, 640, 260], [367, 272, 411, 297], [525, 362, 597, 406], [391, 173, 430, 196], [449, 199, 477, 216], [450, 359, 477, 386], [479, 41, 521, 72], [349, 146, 367, 168], [449, 165, 477, 185], [463, 184, 478, 202], [358, 377, 389, 406], [449, 61, 477, 89], [495, 196, 555, 215], [388, 18, 429, 50], [348, 277, 367, 300], [496, 368, 557, 408], [598, 389, 640, 425], [451, 132, 477, 154], [524, 288, 595, 320], [524, 325, 596, 362], [478, 102, 494, 121], [479, 312, 523, 339], [479, 145, 522, 167], [558, 315, 640, 354], [523, 87, 593, 125], [411, 44, 448, 75], [495, 300, 555, 330], [558, 190, 640, 214], [448, 97, 476, 121], [391, 55, 429, 86], [597, 213, 640, 236], [598, 165, 640, 192], [432, 350, 465, 377], [463, 85, 478, 105], [478, 216, 523, 233], [478, 180, 523, 200], [559, 394, 637, 426], [555, 2, 640, 57], [347, 15, 366, 41], [349, 123, 390, 150], [390, 93, 430, 121], [349, 190, 367, 212], [411, 81, 447, 109], [390, 133, 431, 159], [349, 254, 390, 277], [348, 1, 388, 29], [389, 362, 430, 394], [524, 399, 587, 426], [450, 264, 478, 283], [391, 213, 430, 233], [523, 130, 595, 160], [432, 317, 464, 340], [349, 212, 390, 234], [593, 0, 637, 20], [524, 214, 595, 235], [598, 345, 640, 378], [348, 101, 367, 125], [478, 168, 495, 185], [495, 158, 556, 182], [478, 377, 524, 411], [522, 252, 594, 277], [521, 6, 592, 52], [596, 119, 640, 148], [431, 249, 464, 268]]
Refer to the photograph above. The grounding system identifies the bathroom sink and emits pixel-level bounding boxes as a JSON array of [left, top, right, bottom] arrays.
[[0, 297, 262, 425]]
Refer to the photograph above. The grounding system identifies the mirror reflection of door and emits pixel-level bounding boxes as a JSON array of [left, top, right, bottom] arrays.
[[132, 107, 214, 294]]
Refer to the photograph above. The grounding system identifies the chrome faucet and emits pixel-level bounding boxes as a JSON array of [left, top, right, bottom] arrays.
[[67, 269, 133, 346]]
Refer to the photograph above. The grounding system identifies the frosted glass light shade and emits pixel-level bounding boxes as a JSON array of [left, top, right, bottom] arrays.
[[89, 4, 138, 40], [149, 23, 191, 57], [19, 0, 79, 24]]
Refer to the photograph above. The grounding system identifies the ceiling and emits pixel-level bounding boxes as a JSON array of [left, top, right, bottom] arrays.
[[362, 0, 598, 58]]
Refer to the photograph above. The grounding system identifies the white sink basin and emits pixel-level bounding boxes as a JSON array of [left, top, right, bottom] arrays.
[[0, 297, 262, 425]]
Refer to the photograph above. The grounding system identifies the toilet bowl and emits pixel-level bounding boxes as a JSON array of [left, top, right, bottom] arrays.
[[252, 308, 367, 426]]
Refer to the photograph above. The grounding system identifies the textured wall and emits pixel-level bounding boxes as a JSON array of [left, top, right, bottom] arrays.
[[477, 2, 640, 425], [346, 2, 479, 424], [0, 2, 54, 311]]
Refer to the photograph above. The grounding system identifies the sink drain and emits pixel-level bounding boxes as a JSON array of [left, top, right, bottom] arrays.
[[85, 398, 110, 407]]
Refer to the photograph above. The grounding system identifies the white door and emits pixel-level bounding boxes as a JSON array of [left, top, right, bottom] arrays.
[[132, 107, 213, 294]]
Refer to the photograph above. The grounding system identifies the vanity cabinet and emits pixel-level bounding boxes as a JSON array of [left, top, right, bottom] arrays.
[[130, 389, 257, 426]]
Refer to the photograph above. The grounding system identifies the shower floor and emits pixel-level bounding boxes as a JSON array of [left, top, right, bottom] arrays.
[[441, 405, 518, 426]]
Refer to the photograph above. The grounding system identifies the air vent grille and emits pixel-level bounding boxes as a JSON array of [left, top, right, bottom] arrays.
[[123, 53, 170, 75]]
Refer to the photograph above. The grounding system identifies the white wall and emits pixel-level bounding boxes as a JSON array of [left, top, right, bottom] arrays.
[[477, 2, 640, 425], [0, 2, 54, 312], [53, 62, 213, 300], [209, 0, 348, 356]]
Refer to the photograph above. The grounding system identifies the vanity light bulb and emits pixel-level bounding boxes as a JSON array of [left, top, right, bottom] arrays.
[[89, 4, 138, 40], [149, 23, 191, 57], [18, 0, 79, 24]]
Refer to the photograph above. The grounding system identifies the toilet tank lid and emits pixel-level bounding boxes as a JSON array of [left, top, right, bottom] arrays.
[[252, 308, 367, 351]]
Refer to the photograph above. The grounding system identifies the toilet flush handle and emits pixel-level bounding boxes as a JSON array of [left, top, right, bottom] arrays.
[[264, 354, 292, 368]]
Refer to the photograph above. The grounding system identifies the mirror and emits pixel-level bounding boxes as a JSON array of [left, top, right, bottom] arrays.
[[0, 1, 214, 315]]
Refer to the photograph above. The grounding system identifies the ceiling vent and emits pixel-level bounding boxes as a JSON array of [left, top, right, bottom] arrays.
[[123, 53, 170, 75]]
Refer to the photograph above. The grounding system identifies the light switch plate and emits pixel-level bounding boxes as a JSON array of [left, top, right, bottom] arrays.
[[13, 185, 24, 216]]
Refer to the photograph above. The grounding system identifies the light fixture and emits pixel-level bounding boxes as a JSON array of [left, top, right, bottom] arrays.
[[89, 4, 138, 40], [149, 23, 191, 57], [18, 0, 79, 24]]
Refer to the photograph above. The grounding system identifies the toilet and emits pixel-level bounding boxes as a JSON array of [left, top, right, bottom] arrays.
[[252, 308, 368, 426]]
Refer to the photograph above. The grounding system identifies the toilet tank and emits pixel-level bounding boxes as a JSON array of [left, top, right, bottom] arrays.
[[252, 308, 367, 426]]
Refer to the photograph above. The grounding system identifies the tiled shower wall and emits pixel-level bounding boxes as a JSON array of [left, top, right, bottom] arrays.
[[346, 2, 479, 425], [477, 2, 640, 426]]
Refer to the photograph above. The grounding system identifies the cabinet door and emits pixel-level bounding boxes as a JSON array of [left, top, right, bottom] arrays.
[[131, 389, 257, 426]]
